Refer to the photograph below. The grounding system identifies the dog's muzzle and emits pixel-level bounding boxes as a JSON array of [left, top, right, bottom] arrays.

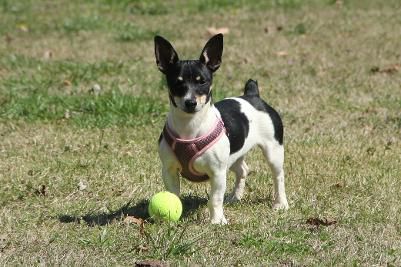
[[184, 99, 197, 113]]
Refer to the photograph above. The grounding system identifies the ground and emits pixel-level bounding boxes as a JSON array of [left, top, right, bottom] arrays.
[[0, 0, 400, 265]]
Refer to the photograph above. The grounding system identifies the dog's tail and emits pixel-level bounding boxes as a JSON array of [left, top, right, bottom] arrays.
[[243, 79, 260, 97]]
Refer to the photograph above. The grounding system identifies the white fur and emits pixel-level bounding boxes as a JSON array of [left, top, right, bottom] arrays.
[[159, 97, 289, 224]]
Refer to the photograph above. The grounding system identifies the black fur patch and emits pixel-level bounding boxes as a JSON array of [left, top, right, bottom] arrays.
[[215, 99, 249, 154], [240, 95, 284, 145], [166, 60, 212, 98]]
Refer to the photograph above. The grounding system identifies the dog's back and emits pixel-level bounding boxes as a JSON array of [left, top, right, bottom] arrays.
[[214, 79, 283, 162], [240, 79, 283, 145]]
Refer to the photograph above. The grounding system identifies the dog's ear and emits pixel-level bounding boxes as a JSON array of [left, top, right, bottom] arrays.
[[154, 35, 179, 74], [199, 34, 223, 72]]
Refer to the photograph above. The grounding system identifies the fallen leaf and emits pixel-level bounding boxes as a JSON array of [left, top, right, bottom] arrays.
[[124, 151, 134, 157], [366, 147, 376, 155], [89, 84, 101, 96], [17, 23, 29, 32], [43, 50, 53, 60], [135, 260, 168, 267], [207, 27, 229, 36], [124, 216, 145, 235], [124, 216, 144, 226], [306, 217, 337, 227], [331, 182, 344, 189], [35, 185, 47, 196], [77, 180, 87, 191], [370, 64, 400, 74], [136, 244, 149, 252], [263, 24, 282, 34], [384, 140, 393, 150], [62, 80, 72, 87], [5, 34, 13, 44], [64, 109, 71, 119], [370, 66, 380, 73], [276, 51, 288, 57], [0, 234, 8, 251], [379, 64, 400, 74]]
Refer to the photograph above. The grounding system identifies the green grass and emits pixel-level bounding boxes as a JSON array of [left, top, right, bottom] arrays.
[[1, 0, 401, 265], [1, 89, 166, 127]]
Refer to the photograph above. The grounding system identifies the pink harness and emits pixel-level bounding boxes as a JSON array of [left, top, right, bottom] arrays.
[[163, 119, 226, 182]]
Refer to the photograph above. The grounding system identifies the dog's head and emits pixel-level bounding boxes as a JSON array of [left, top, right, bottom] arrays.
[[154, 34, 223, 114]]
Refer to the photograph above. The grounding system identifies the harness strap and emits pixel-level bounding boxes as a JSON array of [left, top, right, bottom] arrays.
[[163, 119, 225, 182]]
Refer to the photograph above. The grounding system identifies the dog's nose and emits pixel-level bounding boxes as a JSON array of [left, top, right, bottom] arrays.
[[184, 99, 197, 109]]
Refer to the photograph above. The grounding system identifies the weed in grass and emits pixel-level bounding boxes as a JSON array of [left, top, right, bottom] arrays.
[[293, 23, 307, 35], [143, 223, 205, 261]]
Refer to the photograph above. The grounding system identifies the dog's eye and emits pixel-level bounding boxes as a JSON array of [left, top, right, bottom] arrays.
[[195, 76, 207, 85]]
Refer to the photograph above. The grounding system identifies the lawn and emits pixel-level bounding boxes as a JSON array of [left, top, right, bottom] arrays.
[[0, 0, 400, 265]]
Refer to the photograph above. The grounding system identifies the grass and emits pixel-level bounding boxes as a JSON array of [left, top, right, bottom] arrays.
[[1, 89, 166, 127], [1, 0, 401, 265]]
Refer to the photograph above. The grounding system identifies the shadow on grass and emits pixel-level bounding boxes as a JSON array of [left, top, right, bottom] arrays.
[[58, 194, 207, 226]]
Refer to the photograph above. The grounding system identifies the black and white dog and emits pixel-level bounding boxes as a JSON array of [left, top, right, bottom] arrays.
[[154, 34, 288, 224]]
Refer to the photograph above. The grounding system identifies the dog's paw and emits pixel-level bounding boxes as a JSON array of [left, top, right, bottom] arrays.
[[211, 216, 228, 225], [225, 193, 242, 204], [273, 200, 289, 210]]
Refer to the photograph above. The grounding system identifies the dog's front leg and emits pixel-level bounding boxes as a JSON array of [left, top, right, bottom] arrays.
[[209, 171, 227, 224], [162, 165, 180, 196], [159, 140, 181, 196]]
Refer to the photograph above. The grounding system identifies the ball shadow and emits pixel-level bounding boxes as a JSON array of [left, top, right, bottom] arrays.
[[58, 199, 149, 226], [58, 194, 207, 226]]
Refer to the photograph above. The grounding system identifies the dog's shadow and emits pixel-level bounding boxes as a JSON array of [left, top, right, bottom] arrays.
[[58, 195, 208, 226]]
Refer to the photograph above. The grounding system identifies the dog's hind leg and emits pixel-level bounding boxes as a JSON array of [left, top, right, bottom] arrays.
[[259, 142, 289, 210], [227, 157, 249, 203]]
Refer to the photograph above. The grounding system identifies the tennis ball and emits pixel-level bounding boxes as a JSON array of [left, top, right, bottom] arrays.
[[148, 191, 182, 222]]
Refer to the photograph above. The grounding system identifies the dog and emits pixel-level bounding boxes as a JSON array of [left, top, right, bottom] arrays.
[[154, 34, 289, 224]]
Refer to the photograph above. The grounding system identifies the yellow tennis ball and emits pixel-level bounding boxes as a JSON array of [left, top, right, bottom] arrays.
[[148, 191, 182, 222]]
